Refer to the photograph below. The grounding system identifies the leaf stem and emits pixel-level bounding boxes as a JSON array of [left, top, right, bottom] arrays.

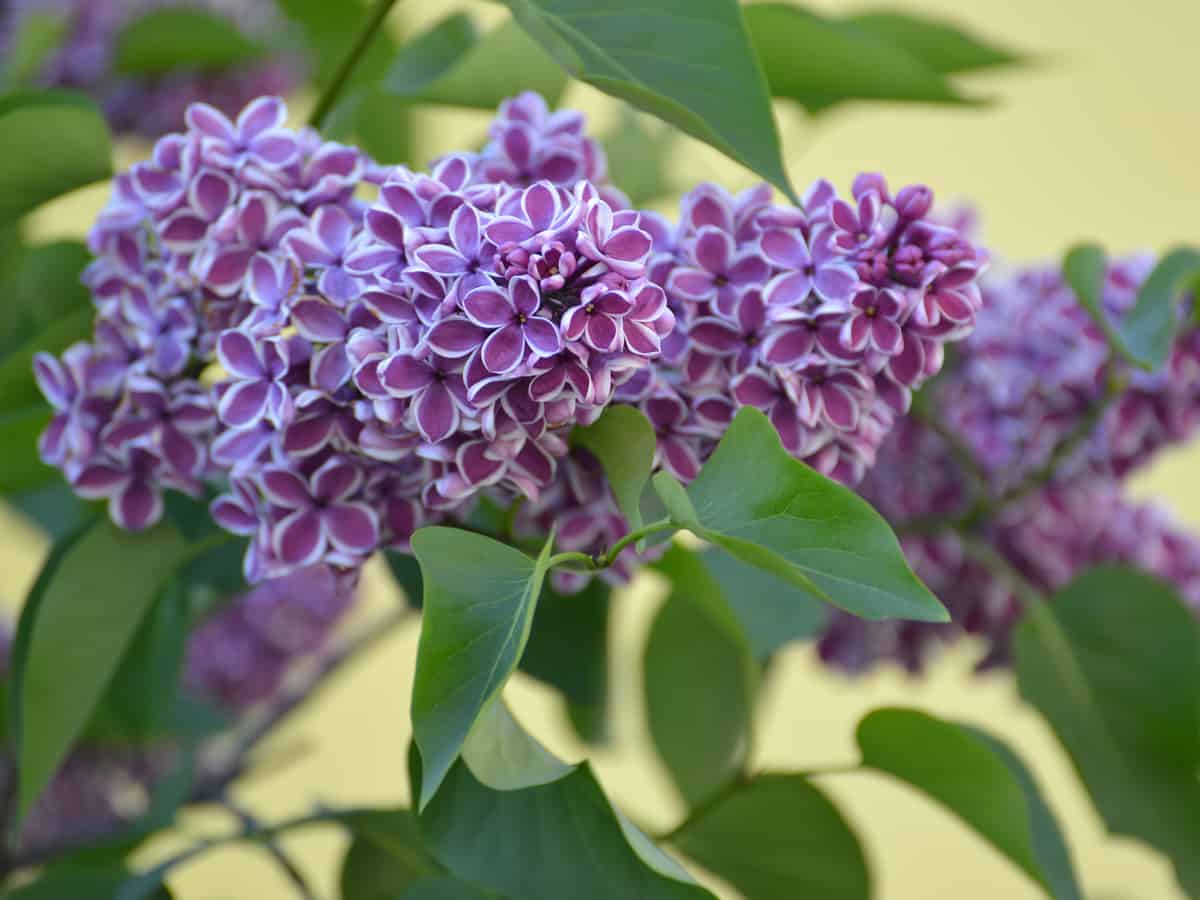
[[307, 0, 401, 129], [545, 551, 596, 571], [956, 533, 1045, 608], [600, 519, 676, 567]]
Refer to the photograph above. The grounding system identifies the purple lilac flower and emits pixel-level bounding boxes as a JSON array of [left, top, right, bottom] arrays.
[[0, 0, 303, 139]]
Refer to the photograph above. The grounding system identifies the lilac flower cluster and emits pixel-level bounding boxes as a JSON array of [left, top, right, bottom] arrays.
[[0, 0, 300, 138], [6, 564, 354, 856], [820, 256, 1200, 673], [34, 90, 986, 586]]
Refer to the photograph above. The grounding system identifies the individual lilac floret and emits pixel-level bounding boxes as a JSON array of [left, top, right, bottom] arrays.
[[0, 0, 303, 138]]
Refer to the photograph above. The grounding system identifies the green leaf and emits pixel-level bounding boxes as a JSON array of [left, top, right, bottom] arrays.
[[519, 578, 610, 742], [276, 0, 397, 90], [461, 696, 573, 790], [112, 8, 264, 76], [420, 761, 712, 899], [0, 240, 92, 359], [0, 91, 112, 224], [1, 12, 67, 90], [0, 307, 93, 412], [386, 549, 426, 607], [1014, 566, 1200, 897], [388, 16, 568, 110], [845, 10, 1023, 75], [699, 547, 828, 660], [601, 107, 677, 206], [644, 585, 753, 806], [672, 775, 868, 900], [0, 406, 54, 494], [339, 809, 443, 900], [572, 405, 656, 539], [410, 527, 555, 808], [500, 0, 794, 199], [15, 518, 194, 824], [857, 708, 1082, 899], [401, 879, 498, 900], [8, 867, 173, 900], [1120, 246, 1200, 371], [744, 4, 976, 114], [655, 406, 947, 623]]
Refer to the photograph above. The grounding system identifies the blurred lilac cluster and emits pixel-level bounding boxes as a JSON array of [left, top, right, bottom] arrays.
[[34, 92, 984, 585], [6, 564, 353, 856], [0, 0, 300, 138], [820, 257, 1200, 673]]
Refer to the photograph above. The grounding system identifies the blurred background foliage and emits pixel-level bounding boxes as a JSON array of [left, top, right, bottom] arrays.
[[1, 0, 1197, 897]]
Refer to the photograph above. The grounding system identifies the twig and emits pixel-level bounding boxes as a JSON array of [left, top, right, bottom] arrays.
[[307, 0, 402, 129], [223, 800, 319, 900]]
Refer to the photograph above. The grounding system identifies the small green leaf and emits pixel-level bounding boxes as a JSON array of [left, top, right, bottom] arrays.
[[845, 10, 1024, 75], [383, 13, 480, 97], [600, 107, 677, 206], [501, 0, 795, 199], [672, 775, 869, 900], [420, 761, 712, 899], [1121, 246, 1200, 370], [1, 12, 67, 90], [644, 571, 754, 805], [15, 518, 194, 824], [461, 696, 573, 790], [410, 527, 555, 807], [655, 407, 947, 623], [339, 809, 443, 900], [1062, 243, 1137, 366], [0, 90, 112, 224], [519, 578, 610, 742], [113, 8, 264, 76], [1014, 566, 1200, 897], [394, 17, 568, 110], [857, 708, 1082, 899], [744, 4, 976, 114], [572, 405, 656, 539]]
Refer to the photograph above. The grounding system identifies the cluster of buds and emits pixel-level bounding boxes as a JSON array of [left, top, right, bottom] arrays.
[[7, 565, 354, 856], [0, 0, 301, 138], [821, 256, 1200, 673], [34, 91, 986, 585]]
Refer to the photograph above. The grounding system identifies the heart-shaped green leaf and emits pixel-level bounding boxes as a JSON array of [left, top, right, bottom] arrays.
[[112, 8, 265, 76]]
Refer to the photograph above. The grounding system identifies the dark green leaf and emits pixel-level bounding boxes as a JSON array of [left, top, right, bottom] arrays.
[[0, 240, 92, 359], [744, 4, 976, 114], [1, 12, 67, 90], [654, 407, 947, 623], [113, 8, 264, 76], [410, 527, 554, 807], [0, 405, 54, 494], [7, 867, 172, 900], [5, 479, 91, 539], [339, 809, 443, 900], [672, 775, 868, 900], [645, 590, 753, 806], [461, 696, 573, 790], [0, 91, 112, 224], [16, 518, 194, 824], [600, 107, 677, 206], [700, 548, 828, 660], [0, 306, 93, 411], [1120, 246, 1200, 370], [519, 578, 610, 742], [420, 761, 712, 899], [572, 405, 656, 538], [276, 0, 397, 90], [501, 0, 794, 199], [845, 10, 1023, 75], [386, 549, 426, 607], [389, 17, 568, 111], [1014, 566, 1200, 897], [857, 708, 1081, 899], [401, 878, 497, 899]]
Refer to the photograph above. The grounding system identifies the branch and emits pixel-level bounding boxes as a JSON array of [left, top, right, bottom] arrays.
[[223, 800, 319, 900]]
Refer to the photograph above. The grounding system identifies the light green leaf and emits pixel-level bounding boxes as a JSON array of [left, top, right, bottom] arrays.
[[410, 527, 555, 808], [1120, 246, 1200, 370], [1, 13, 67, 90], [744, 4, 977, 114], [572, 405, 656, 538], [654, 406, 947, 623], [420, 761, 712, 899], [112, 8, 264, 76], [0, 91, 112, 224], [845, 10, 1024, 75], [15, 518, 194, 824], [519, 578, 610, 743], [1014, 566, 1200, 897], [500, 0, 794, 199], [672, 775, 869, 900], [858, 708, 1082, 899], [461, 695, 573, 790], [600, 107, 677, 206]]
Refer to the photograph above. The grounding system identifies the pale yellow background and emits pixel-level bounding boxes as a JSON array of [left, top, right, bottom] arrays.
[[6, 0, 1200, 897]]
